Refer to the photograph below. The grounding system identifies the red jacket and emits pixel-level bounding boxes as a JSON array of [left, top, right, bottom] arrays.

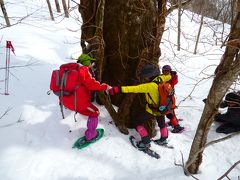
[[62, 66, 108, 114]]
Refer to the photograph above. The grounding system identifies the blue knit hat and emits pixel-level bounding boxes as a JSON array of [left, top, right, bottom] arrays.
[[162, 65, 172, 71], [140, 64, 160, 78]]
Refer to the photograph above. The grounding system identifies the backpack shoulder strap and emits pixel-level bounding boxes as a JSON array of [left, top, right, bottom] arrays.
[[152, 75, 163, 84], [58, 63, 82, 119], [146, 81, 159, 109], [147, 93, 157, 106]]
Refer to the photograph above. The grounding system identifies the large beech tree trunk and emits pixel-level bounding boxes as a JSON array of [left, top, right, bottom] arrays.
[[79, 0, 168, 136], [78, 0, 191, 136], [185, 1, 240, 174]]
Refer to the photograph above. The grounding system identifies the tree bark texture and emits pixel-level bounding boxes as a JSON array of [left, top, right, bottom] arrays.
[[185, 8, 240, 174], [62, 0, 69, 18], [177, 0, 182, 51], [46, 0, 54, 21], [193, 14, 203, 54], [55, 0, 61, 13], [79, 0, 168, 136], [0, 0, 10, 27]]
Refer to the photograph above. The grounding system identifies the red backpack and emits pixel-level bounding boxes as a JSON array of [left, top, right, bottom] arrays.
[[158, 83, 176, 110], [148, 77, 176, 114], [49, 63, 81, 118]]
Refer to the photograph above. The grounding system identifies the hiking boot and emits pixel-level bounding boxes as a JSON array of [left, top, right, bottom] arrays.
[[171, 125, 184, 133], [167, 121, 172, 127], [136, 141, 151, 150], [136, 136, 151, 150], [154, 137, 168, 145]]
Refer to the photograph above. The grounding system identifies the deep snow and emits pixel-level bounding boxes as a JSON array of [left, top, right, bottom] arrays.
[[0, 1, 239, 180]]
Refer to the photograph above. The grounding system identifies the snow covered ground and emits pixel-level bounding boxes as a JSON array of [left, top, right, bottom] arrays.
[[0, 1, 239, 180]]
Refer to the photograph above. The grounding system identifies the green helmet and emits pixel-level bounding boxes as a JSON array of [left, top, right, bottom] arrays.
[[77, 54, 96, 66]]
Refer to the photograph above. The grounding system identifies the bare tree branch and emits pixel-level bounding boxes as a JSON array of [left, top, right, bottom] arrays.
[[177, 76, 213, 106], [71, 0, 79, 5], [167, 0, 193, 15], [174, 151, 199, 180], [217, 160, 240, 180], [0, 60, 40, 70], [0, 110, 24, 128], [0, 8, 41, 29], [0, 107, 12, 120]]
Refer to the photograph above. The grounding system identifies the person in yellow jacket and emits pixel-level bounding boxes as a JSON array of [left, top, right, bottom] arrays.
[[109, 64, 173, 150]]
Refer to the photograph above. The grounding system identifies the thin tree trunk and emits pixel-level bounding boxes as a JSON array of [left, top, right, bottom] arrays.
[[62, 0, 69, 18], [221, 21, 225, 43], [193, 14, 203, 54], [55, 0, 61, 13], [186, 8, 240, 174], [0, 0, 10, 27], [46, 0, 55, 21], [231, 0, 235, 26], [177, 0, 182, 51]]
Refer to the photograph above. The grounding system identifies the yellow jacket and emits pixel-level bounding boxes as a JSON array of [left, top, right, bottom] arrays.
[[121, 74, 171, 116]]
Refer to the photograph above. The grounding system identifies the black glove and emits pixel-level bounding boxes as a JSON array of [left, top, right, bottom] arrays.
[[202, 98, 207, 103], [219, 101, 228, 108], [108, 86, 121, 95], [170, 71, 177, 75]]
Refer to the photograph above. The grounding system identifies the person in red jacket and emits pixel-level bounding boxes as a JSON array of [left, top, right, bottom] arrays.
[[62, 54, 111, 141], [162, 65, 184, 133]]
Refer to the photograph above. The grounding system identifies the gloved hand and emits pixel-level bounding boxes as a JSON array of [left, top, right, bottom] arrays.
[[105, 85, 112, 95], [169, 72, 178, 87], [159, 106, 167, 114], [108, 86, 121, 95], [170, 71, 177, 75], [106, 85, 112, 91]]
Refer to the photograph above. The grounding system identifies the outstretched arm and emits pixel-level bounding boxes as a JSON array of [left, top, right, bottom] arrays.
[[80, 66, 108, 91]]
